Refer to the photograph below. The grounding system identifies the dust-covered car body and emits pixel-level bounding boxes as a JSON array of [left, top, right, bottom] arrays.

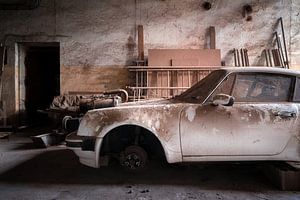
[[66, 67, 300, 168]]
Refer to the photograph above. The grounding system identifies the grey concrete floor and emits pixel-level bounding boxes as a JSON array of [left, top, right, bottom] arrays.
[[0, 129, 299, 200]]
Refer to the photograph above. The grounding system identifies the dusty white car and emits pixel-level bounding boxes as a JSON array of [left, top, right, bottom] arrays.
[[66, 67, 300, 170]]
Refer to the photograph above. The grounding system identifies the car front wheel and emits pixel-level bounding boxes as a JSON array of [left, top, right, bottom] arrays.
[[120, 145, 148, 171]]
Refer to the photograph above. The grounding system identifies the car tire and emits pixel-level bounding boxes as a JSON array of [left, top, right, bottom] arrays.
[[120, 145, 148, 171]]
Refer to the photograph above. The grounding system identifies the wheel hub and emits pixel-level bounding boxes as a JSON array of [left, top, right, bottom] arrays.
[[124, 153, 142, 169]]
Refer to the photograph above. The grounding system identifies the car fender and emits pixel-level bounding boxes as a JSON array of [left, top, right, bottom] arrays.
[[94, 120, 183, 167]]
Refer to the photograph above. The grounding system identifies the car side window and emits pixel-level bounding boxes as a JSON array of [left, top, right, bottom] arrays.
[[232, 73, 292, 102], [208, 73, 236, 101], [294, 77, 300, 102]]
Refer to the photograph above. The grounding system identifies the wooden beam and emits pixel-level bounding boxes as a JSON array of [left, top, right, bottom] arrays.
[[272, 49, 282, 67], [209, 26, 216, 49], [138, 25, 144, 61]]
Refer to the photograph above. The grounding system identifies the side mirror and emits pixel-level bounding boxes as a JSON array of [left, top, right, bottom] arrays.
[[212, 94, 235, 106]]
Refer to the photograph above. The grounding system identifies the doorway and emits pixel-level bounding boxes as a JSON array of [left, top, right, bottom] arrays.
[[18, 43, 60, 124]]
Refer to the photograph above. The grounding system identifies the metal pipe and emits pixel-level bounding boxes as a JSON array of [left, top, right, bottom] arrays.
[[274, 32, 285, 68], [103, 89, 129, 103], [279, 17, 289, 68]]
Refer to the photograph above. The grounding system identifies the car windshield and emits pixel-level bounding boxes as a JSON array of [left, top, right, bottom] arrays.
[[174, 69, 227, 103]]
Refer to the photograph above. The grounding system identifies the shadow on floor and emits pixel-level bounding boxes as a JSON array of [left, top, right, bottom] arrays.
[[0, 149, 275, 191]]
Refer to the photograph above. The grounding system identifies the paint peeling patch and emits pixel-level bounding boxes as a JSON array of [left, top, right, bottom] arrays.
[[185, 106, 196, 122], [95, 125, 101, 132], [155, 120, 160, 130], [253, 139, 260, 144], [212, 128, 220, 135]]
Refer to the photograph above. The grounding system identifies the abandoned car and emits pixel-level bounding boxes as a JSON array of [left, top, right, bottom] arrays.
[[66, 67, 300, 170]]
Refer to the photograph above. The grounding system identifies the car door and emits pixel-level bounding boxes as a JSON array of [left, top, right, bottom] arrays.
[[180, 72, 298, 157]]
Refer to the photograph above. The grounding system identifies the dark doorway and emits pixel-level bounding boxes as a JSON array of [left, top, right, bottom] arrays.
[[23, 44, 60, 124]]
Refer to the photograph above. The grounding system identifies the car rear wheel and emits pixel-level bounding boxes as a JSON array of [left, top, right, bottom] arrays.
[[120, 145, 148, 171]]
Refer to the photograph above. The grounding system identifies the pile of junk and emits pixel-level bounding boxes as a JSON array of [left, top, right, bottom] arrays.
[[31, 89, 128, 148]]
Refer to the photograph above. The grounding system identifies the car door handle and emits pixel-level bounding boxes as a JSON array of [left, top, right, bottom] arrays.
[[275, 111, 296, 118]]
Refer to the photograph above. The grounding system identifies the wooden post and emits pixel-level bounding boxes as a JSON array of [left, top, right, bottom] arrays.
[[272, 49, 282, 67], [240, 49, 245, 66], [209, 26, 216, 49], [138, 25, 144, 61]]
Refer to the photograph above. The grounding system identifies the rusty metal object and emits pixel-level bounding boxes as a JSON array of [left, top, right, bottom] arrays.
[[48, 89, 127, 133], [50, 89, 128, 113], [79, 96, 121, 113], [103, 89, 128, 103]]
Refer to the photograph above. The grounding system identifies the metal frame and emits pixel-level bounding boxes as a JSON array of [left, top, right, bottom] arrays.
[[127, 66, 220, 101]]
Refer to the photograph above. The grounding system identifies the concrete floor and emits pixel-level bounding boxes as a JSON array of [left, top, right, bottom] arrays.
[[0, 129, 299, 200]]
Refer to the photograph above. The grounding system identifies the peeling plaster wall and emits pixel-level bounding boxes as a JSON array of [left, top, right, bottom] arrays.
[[0, 0, 299, 120]]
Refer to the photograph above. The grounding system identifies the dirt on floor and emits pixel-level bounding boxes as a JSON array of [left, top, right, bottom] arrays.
[[0, 128, 299, 200]]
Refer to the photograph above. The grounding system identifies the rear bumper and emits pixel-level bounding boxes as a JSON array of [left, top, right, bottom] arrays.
[[66, 132, 98, 168]]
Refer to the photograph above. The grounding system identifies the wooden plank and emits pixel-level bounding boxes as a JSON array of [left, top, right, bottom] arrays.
[[145, 48, 221, 98], [148, 49, 221, 66], [264, 49, 269, 67], [209, 26, 216, 49], [272, 49, 282, 67], [138, 25, 144, 61], [240, 49, 245, 66], [171, 59, 199, 66], [268, 49, 273, 67]]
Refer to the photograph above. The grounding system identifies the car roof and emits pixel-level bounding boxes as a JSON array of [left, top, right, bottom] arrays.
[[220, 67, 300, 77]]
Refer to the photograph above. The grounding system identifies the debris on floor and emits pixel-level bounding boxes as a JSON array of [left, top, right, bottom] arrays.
[[31, 132, 65, 148], [0, 132, 10, 140], [262, 163, 300, 191]]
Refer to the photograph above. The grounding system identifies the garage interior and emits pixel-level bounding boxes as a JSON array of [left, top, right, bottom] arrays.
[[0, 0, 300, 199]]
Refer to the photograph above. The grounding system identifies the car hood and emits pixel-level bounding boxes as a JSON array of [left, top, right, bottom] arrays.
[[77, 98, 187, 138]]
